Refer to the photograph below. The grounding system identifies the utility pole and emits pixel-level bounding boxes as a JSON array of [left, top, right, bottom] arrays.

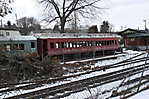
[[72, 11, 78, 32], [15, 14, 18, 26], [143, 19, 147, 30], [0, 19, 2, 27]]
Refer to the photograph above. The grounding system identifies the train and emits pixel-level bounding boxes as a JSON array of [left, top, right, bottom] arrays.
[[37, 33, 121, 60], [124, 33, 149, 51]]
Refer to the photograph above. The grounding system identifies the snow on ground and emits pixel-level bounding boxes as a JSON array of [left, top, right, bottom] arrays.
[[63, 70, 149, 99], [0, 50, 147, 98], [129, 70, 149, 99], [130, 89, 149, 99], [64, 50, 146, 77]]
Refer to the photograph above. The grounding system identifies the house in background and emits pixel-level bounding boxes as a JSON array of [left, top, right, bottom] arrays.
[[118, 28, 147, 36], [0, 28, 21, 37]]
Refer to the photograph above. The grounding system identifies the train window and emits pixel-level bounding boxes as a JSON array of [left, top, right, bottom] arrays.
[[61, 42, 64, 48], [19, 44, 25, 50], [105, 41, 107, 45], [56, 42, 60, 48], [77, 42, 80, 47], [101, 41, 103, 45], [11, 44, 18, 50], [6, 32, 10, 36], [109, 41, 111, 45], [107, 41, 110, 45], [86, 41, 89, 46], [68, 42, 70, 48], [91, 41, 94, 46], [96, 41, 98, 46], [101, 41, 104, 46], [130, 38, 135, 41], [0, 33, 4, 36], [65, 42, 68, 48], [6, 45, 11, 51], [99, 41, 102, 46], [106, 41, 108, 45], [111, 40, 114, 44], [109, 40, 112, 45], [103, 41, 105, 45], [73, 42, 76, 48], [50, 42, 54, 48], [82, 41, 85, 47], [81, 42, 82, 47], [115, 40, 117, 44], [84, 41, 87, 46], [31, 42, 35, 48], [69, 42, 73, 48], [0, 44, 6, 50], [89, 41, 92, 46], [103, 41, 106, 46], [72, 42, 74, 48], [88, 42, 90, 46], [77, 42, 79, 47], [76, 42, 79, 48], [63, 42, 67, 48], [80, 41, 83, 47], [73, 42, 75, 47], [83, 41, 85, 46], [111, 40, 113, 45]]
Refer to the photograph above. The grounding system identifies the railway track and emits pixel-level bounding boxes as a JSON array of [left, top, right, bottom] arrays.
[[4, 53, 149, 99], [109, 74, 149, 99], [0, 53, 145, 93], [0, 53, 146, 97], [86, 74, 149, 99]]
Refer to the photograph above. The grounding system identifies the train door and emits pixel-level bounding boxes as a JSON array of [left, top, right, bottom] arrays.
[[43, 39, 48, 56]]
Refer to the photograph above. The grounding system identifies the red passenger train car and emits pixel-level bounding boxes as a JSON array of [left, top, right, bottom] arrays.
[[124, 33, 149, 51], [37, 33, 121, 59]]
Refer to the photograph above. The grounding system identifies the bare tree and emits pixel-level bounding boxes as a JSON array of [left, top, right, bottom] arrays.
[[0, 0, 13, 17], [88, 25, 98, 33], [40, 0, 103, 33], [16, 17, 41, 35], [100, 21, 110, 33]]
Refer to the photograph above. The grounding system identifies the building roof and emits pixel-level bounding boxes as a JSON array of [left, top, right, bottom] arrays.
[[0, 36, 37, 41], [118, 28, 147, 35], [0, 27, 19, 31]]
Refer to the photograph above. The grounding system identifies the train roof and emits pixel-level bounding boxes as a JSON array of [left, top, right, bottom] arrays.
[[127, 33, 149, 38], [0, 36, 37, 41], [33, 33, 121, 39]]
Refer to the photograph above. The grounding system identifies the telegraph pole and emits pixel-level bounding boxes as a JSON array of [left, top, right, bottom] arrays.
[[72, 11, 78, 32], [143, 19, 147, 30]]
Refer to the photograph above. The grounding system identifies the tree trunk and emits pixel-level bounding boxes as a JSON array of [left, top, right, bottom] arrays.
[[60, 18, 66, 33]]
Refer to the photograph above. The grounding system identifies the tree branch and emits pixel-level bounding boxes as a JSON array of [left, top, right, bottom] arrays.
[[65, 0, 79, 18], [75, 0, 101, 11], [63, 0, 66, 16], [43, 0, 62, 18], [43, 16, 59, 23]]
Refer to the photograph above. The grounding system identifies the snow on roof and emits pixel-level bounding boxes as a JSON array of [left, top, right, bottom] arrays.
[[32, 33, 121, 39], [127, 33, 149, 38], [0, 36, 37, 41]]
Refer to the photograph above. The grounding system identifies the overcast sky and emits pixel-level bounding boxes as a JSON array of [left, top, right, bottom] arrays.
[[106, 0, 149, 31], [1, 0, 149, 31]]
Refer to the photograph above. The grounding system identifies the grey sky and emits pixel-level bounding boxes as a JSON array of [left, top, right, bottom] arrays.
[[106, 0, 149, 31], [1, 0, 149, 31]]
